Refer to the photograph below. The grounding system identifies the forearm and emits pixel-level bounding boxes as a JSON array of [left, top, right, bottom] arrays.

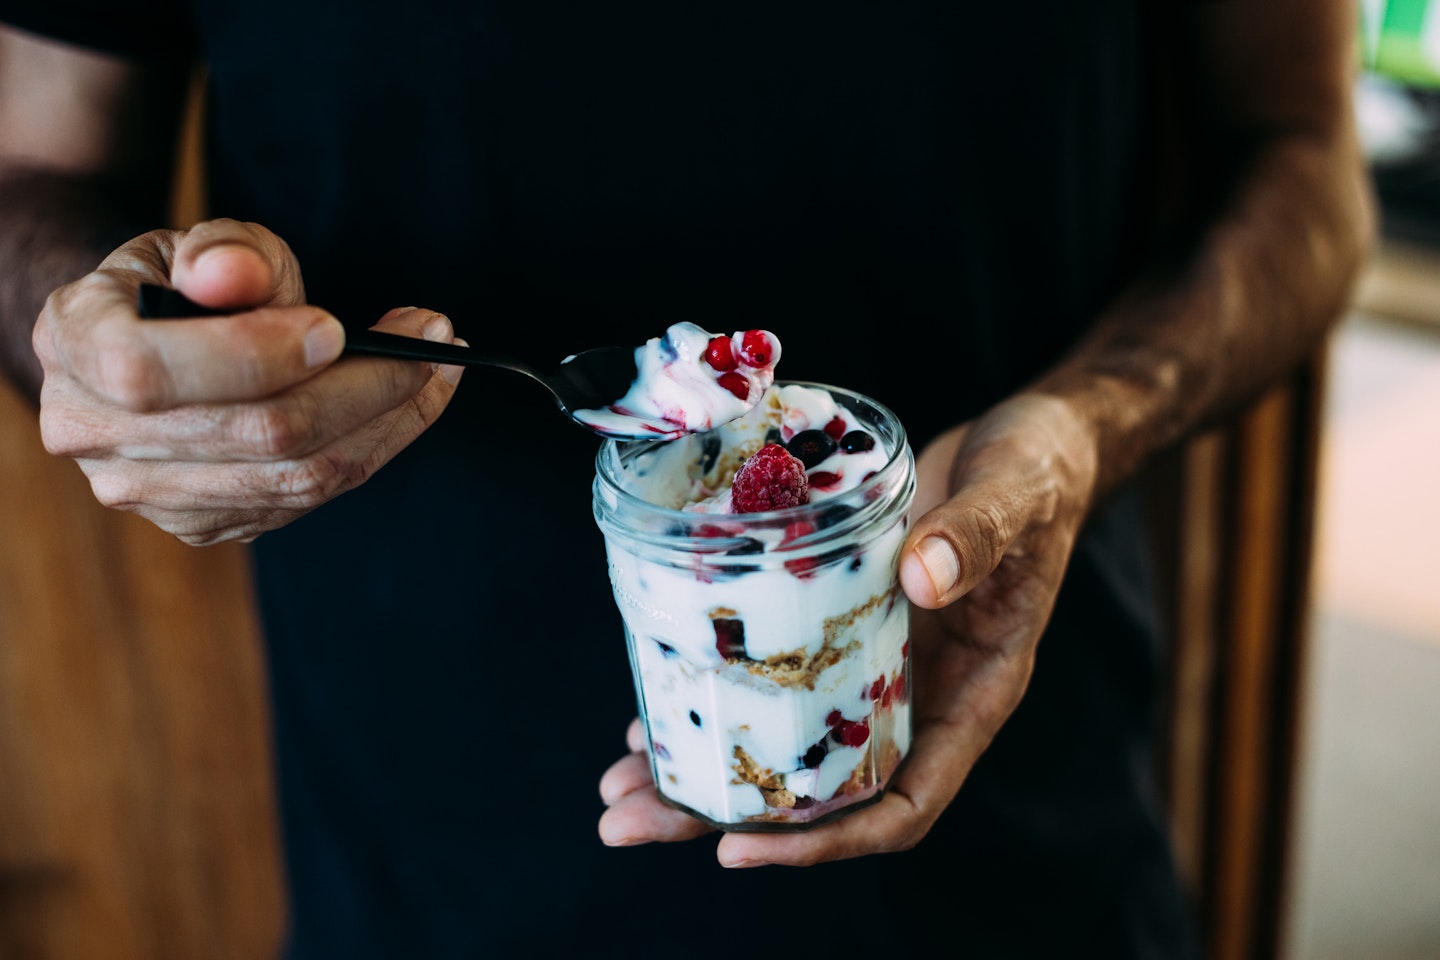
[[1030, 127, 1375, 505], [0, 167, 160, 404]]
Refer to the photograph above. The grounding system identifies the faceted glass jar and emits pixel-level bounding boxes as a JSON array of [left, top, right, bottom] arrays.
[[593, 383, 916, 831]]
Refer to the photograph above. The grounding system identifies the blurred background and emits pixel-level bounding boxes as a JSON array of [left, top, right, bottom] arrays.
[[1286, 2, 1440, 957]]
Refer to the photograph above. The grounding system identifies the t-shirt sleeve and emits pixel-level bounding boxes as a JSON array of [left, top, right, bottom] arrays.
[[0, 0, 195, 61]]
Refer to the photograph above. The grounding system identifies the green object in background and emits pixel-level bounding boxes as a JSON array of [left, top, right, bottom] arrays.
[[1365, 0, 1440, 87]]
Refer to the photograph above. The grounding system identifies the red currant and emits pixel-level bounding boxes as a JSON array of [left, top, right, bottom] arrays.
[[822, 415, 846, 440], [738, 330, 773, 367], [716, 371, 750, 400], [704, 335, 737, 371]]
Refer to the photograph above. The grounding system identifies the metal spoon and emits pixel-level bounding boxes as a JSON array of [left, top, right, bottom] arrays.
[[136, 283, 645, 438]]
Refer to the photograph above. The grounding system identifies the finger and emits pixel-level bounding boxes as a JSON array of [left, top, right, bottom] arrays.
[[169, 218, 306, 309], [597, 785, 714, 847], [625, 717, 647, 753], [47, 309, 456, 462], [598, 751, 654, 806], [75, 353, 460, 518], [713, 682, 1009, 868], [899, 474, 1029, 610], [45, 272, 345, 411]]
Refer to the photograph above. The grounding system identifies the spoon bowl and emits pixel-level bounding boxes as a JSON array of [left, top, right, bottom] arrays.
[[137, 284, 646, 438]]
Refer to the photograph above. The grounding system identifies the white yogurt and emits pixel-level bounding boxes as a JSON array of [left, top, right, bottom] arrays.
[[574, 323, 780, 440]]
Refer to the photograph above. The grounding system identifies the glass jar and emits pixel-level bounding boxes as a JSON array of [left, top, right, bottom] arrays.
[[592, 383, 916, 831]]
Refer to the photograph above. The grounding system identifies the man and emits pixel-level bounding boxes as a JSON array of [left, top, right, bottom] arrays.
[[0, 1, 1371, 956]]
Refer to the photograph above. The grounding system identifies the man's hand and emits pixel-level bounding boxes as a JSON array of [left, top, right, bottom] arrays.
[[596, 394, 1098, 864], [31, 217, 465, 545]]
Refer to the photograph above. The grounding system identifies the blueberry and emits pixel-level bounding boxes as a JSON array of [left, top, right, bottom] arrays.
[[815, 503, 858, 530], [698, 432, 721, 473], [764, 427, 783, 445], [786, 429, 837, 469], [802, 741, 828, 769], [839, 430, 876, 454], [690, 710, 702, 727], [725, 537, 765, 556]]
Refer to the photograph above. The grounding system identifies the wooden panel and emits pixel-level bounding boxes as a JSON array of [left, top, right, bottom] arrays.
[[1154, 350, 1327, 960], [0, 379, 285, 960]]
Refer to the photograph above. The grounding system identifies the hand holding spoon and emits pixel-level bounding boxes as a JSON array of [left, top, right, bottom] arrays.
[[136, 284, 779, 441]]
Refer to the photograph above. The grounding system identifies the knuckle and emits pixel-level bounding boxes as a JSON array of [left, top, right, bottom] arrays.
[[232, 400, 318, 459], [964, 501, 1012, 562], [38, 408, 80, 458], [94, 344, 169, 412], [87, 470, 139, 510], [276, 452, 352, 508]]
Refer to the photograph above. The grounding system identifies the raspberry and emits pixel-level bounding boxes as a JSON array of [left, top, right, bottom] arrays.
[[822, 415, 847, 441], [835, 719, 870, 748], [704, 335, 738, 371], [730, 444, 809, 513]]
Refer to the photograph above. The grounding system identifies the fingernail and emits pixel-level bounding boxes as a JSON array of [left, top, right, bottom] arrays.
[[305, 319, 345, 369], [720, 858, 767, 869], [192, 243, 255, 277], [915, 536, 959, 597], [422, 313, 452, 343], [440, 337, 468, 385]]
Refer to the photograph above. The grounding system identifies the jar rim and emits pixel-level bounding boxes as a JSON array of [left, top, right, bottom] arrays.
[[593, 381, 915, 553]]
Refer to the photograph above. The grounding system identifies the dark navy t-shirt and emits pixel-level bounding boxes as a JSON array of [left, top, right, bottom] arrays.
[[1, 2, 1198, 956]]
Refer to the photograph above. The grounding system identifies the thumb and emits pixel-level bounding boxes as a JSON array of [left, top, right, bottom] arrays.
[[169, 218, 306, 311], [899, 484, 1022, 610]]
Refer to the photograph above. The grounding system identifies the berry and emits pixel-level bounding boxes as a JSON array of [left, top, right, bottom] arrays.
[[730, 444, 809, 513], [780, 518, 821, 577], [825, 710, 843, 728], [802, 742, 828, 769], [785, 429, 837, 468], [868, 675, 887, 701], [704, 335, 737, 371], [808, 471, 841, 489], [716, 371, 750, 400], [835, 719, 870, 748], [839, 430, 875, 453], [713, 618, 747, 659], [737, 330, 775, 367], [783, 519, 817, 542], [822, 415, 847, 441]]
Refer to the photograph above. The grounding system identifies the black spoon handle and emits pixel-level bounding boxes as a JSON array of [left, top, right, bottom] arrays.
[[136, 283, 500, 369]]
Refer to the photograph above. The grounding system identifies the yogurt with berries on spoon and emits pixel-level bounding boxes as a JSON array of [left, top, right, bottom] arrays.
[[573, 323, 781, 440]]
